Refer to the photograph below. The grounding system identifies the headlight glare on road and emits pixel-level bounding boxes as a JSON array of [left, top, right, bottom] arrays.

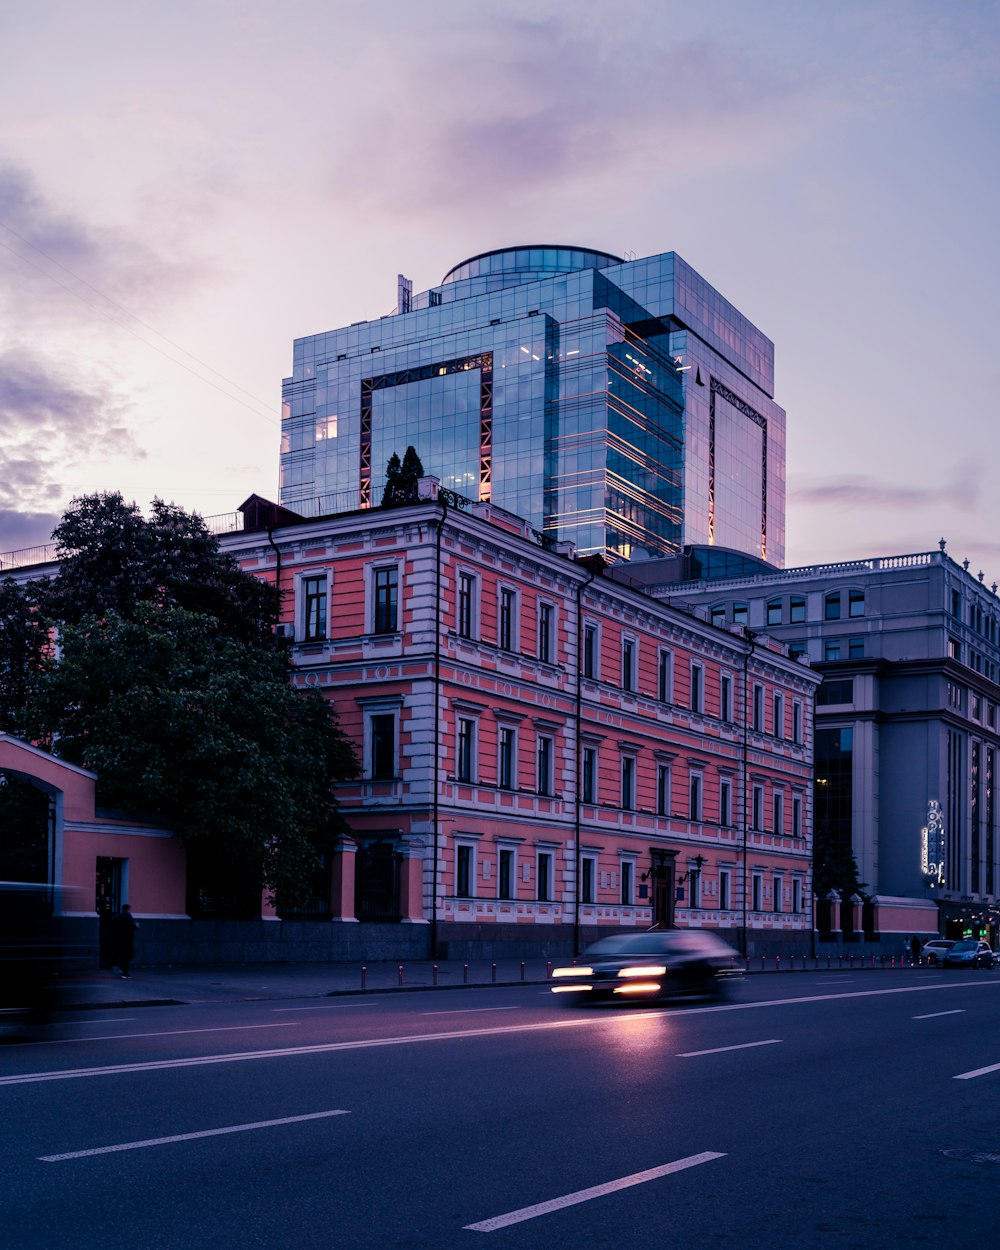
[[613, 981, 662, 995], [551, 966, 594, 978], [618, 965, 667, 978]]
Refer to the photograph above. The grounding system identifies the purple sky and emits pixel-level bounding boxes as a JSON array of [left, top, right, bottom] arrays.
[[1, 0, 998, 578]]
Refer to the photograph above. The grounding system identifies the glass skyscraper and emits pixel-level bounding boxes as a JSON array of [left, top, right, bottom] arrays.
[[280, 246, 786, 565]]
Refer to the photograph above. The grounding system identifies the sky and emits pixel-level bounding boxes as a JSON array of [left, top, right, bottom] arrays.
[[1, 0, 998, 579]]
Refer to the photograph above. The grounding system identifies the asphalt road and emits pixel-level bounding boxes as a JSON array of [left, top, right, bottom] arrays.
[[2, 969, 999, 1249]]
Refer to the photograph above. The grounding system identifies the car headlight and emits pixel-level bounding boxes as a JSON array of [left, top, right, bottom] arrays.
[[551, 966, 594, 978], [613, 981, 662, 995], [618, 965, 668, 978]]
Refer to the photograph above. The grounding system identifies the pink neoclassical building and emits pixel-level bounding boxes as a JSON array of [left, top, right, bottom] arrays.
[[222, 479, 821, 958]]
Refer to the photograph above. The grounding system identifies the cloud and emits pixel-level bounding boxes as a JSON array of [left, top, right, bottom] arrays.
[[332, 15, 818, 221], [0, 351, 145, 527], [0, 160, 214, 329], [791, 462, 981, 514]]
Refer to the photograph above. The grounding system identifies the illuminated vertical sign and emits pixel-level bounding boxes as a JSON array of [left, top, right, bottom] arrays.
[[920, 799, 946, 885]]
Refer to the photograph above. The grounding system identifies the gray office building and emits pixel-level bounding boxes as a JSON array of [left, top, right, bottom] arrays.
[[627, 543, 1000, 944], [280, 246, 786, 565]]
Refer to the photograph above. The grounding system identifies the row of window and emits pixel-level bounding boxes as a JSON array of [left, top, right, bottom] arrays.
[[453, 843, 805, 912], [711, 589, 865, 630], [301, 566, 398, 641]]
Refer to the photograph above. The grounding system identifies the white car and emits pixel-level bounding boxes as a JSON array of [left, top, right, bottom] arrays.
[[921, 939, 955, 966]]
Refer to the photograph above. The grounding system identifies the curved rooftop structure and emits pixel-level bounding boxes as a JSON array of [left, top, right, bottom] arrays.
[[442, 245, 623, 287]]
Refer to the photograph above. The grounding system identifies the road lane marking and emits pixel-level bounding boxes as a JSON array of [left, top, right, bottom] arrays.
[[954, 1061, 1000, 1080], [38, 1110, 350, 1161], [464, 1153, 726, 1232], [273, 1003, 376, 1011], [41, 1022, 299, 1045], [421, 1007, 521, 1016], [677, 1039, 781, 1058], [914, 1009, 965, 1020], [68, 1018, 138, 1025], [5, 980, 999, 1088]]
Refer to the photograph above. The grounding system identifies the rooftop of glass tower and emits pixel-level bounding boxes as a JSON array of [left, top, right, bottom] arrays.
[[441, 245, 623, 287]]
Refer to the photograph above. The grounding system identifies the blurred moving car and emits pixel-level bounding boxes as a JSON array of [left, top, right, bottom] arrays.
[[941, 939, 995, 969], [551, 929, 740, 1003], [920, 939, 956, 966], [0, 881, 94, 1039]]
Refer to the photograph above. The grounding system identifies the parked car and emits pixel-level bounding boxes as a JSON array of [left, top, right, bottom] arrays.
[[920, 939, 956, 965], [551, 929, 740, 1003], [941, 939, 995, 969]]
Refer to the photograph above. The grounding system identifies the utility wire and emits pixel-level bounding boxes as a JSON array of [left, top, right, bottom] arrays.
[[0, 219, 279, 427]]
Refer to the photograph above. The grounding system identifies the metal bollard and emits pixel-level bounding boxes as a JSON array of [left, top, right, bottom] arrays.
[[760, 955, 765, 972], [492, 962, 497, 984], [433, 963, 438, 986], [463, 963, 469, 985], [398, 964, 404, 987], [546, 961, 552, 978], [361, 964, 367, 990], [776, 955, 781, 972], [520, 961, 526, 981]]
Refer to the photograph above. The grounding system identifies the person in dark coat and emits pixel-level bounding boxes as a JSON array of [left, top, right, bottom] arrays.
[[110, 904, 138, 979]]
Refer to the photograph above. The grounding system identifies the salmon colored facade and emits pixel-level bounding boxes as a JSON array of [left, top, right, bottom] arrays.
[[0, 735, 186, 919], [226, 480, 822, 957]]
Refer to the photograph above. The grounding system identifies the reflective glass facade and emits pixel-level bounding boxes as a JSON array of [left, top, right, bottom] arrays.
[[280, 245, 786, 564]]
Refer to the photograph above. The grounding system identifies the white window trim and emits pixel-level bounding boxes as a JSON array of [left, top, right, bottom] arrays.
[[536, 848, 555, 902], [363, 560, 401, 636], [536, 599, 556, 664], [580, 853, 598, 904], [583, 620, 601, 680], [497, 725, 517, 790], [498, 583, 520, 653], [658, 647, 674, 703], [621, 633, 637, 692], [496, 845, 518, 901], [690, 660, 704, 714], [360, 698, 402, 781], [455, 840, 477, 899], [619, 857, 637, 906], [296, 568, 332, 642], [456, 567, 480, 641]]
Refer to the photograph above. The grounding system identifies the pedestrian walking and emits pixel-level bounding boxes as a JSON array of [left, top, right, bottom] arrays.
[[110, 904, 139, 979]]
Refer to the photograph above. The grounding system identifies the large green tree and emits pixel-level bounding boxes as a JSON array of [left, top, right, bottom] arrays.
[[21, 493, 357, 913], [0, 578, 47, 737]]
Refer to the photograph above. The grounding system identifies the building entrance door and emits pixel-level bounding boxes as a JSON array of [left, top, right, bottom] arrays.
[[650, 849, 677, 928]]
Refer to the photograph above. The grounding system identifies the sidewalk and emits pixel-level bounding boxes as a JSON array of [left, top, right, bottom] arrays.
[[58, 958, 555, 1010], [58, 953, 926, 1011]]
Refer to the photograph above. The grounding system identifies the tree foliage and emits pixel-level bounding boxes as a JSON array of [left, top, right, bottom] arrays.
[[0, 578, 47, 738], [382, 445, 424, 506], [15, 493, 357, 912], [43, 493, 279, 643]]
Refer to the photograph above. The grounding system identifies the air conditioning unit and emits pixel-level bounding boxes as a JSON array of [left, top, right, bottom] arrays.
[[274, 623, 295, 640]]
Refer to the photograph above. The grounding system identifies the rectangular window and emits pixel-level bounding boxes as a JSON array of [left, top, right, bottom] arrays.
[[690, 662, 704, 713], [773, 693, 784, 739], [689, 772, 702, 821], [792, 701, 803, 744], [582, 747, 596, 804], [848, 590, 865, 618], [773, 793, 784, 835], [767, 599, 782, 626], [657, 765, 671, 816], [583, 624, 597, 679], [498, 848, 515, 900], [458, 572, 475, 639], [457, 718, 475, 783], [370, 713, 396, 780], [621, 756, 635, 810], [790, 596, 806, 624], [792, 794, 802, 838], [456, 845, 473, 898], [538, 603, 553, 663], [719, 868, 731, 912], [825, 593, 841, 621], [752, 873, 763, 912], [720, 673, 733, 723], [581, 856, 596, 904], [499, 588, 515, 651], [658, 649, 673, 702], [752, 784, 764, 831], [848, 637, 865, 659], [772, 874, 783, 913], [622, 638, 635, 692], [824, 639, 841, 662], [753, 684, 764, 731], [620, 860, 634, 906], [373, 566, 398, 634], [498, 727, 515, 790], [792, 878, 803, 914], [536, 735, 553, 796], [537, 851, 553, 902], [720, 778, 732, 827], [303, 575, 327, 641]]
